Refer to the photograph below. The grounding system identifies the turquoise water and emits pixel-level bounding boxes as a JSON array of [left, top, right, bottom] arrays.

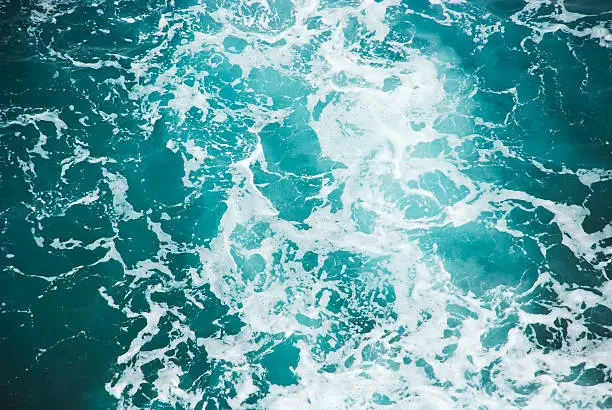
[[1, 0, 611, 408]]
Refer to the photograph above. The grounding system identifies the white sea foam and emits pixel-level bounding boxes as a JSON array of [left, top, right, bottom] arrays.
[[512, 0, 612, 48], [61, 0, 611, 408]]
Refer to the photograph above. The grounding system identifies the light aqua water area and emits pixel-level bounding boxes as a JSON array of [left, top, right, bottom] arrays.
[[1, 0, 611, 408]]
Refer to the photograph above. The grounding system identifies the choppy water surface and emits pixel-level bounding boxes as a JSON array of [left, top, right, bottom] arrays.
[[1, 0, 611, 408]]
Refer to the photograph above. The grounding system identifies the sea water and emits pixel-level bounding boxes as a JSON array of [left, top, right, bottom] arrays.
[[0, 0, 611, 408]]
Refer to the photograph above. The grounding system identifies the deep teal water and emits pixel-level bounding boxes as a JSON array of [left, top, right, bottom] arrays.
[[0, 0, 611, 409]]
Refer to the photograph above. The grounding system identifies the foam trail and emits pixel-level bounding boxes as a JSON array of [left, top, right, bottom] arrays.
[[0, 0, 610, 409]]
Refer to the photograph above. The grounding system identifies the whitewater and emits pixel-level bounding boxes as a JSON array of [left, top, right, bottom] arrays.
[[0, 0, 611, 409]]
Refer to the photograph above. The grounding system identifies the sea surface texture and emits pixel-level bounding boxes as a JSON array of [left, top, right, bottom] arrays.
[[1, 0, 611, 408]]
